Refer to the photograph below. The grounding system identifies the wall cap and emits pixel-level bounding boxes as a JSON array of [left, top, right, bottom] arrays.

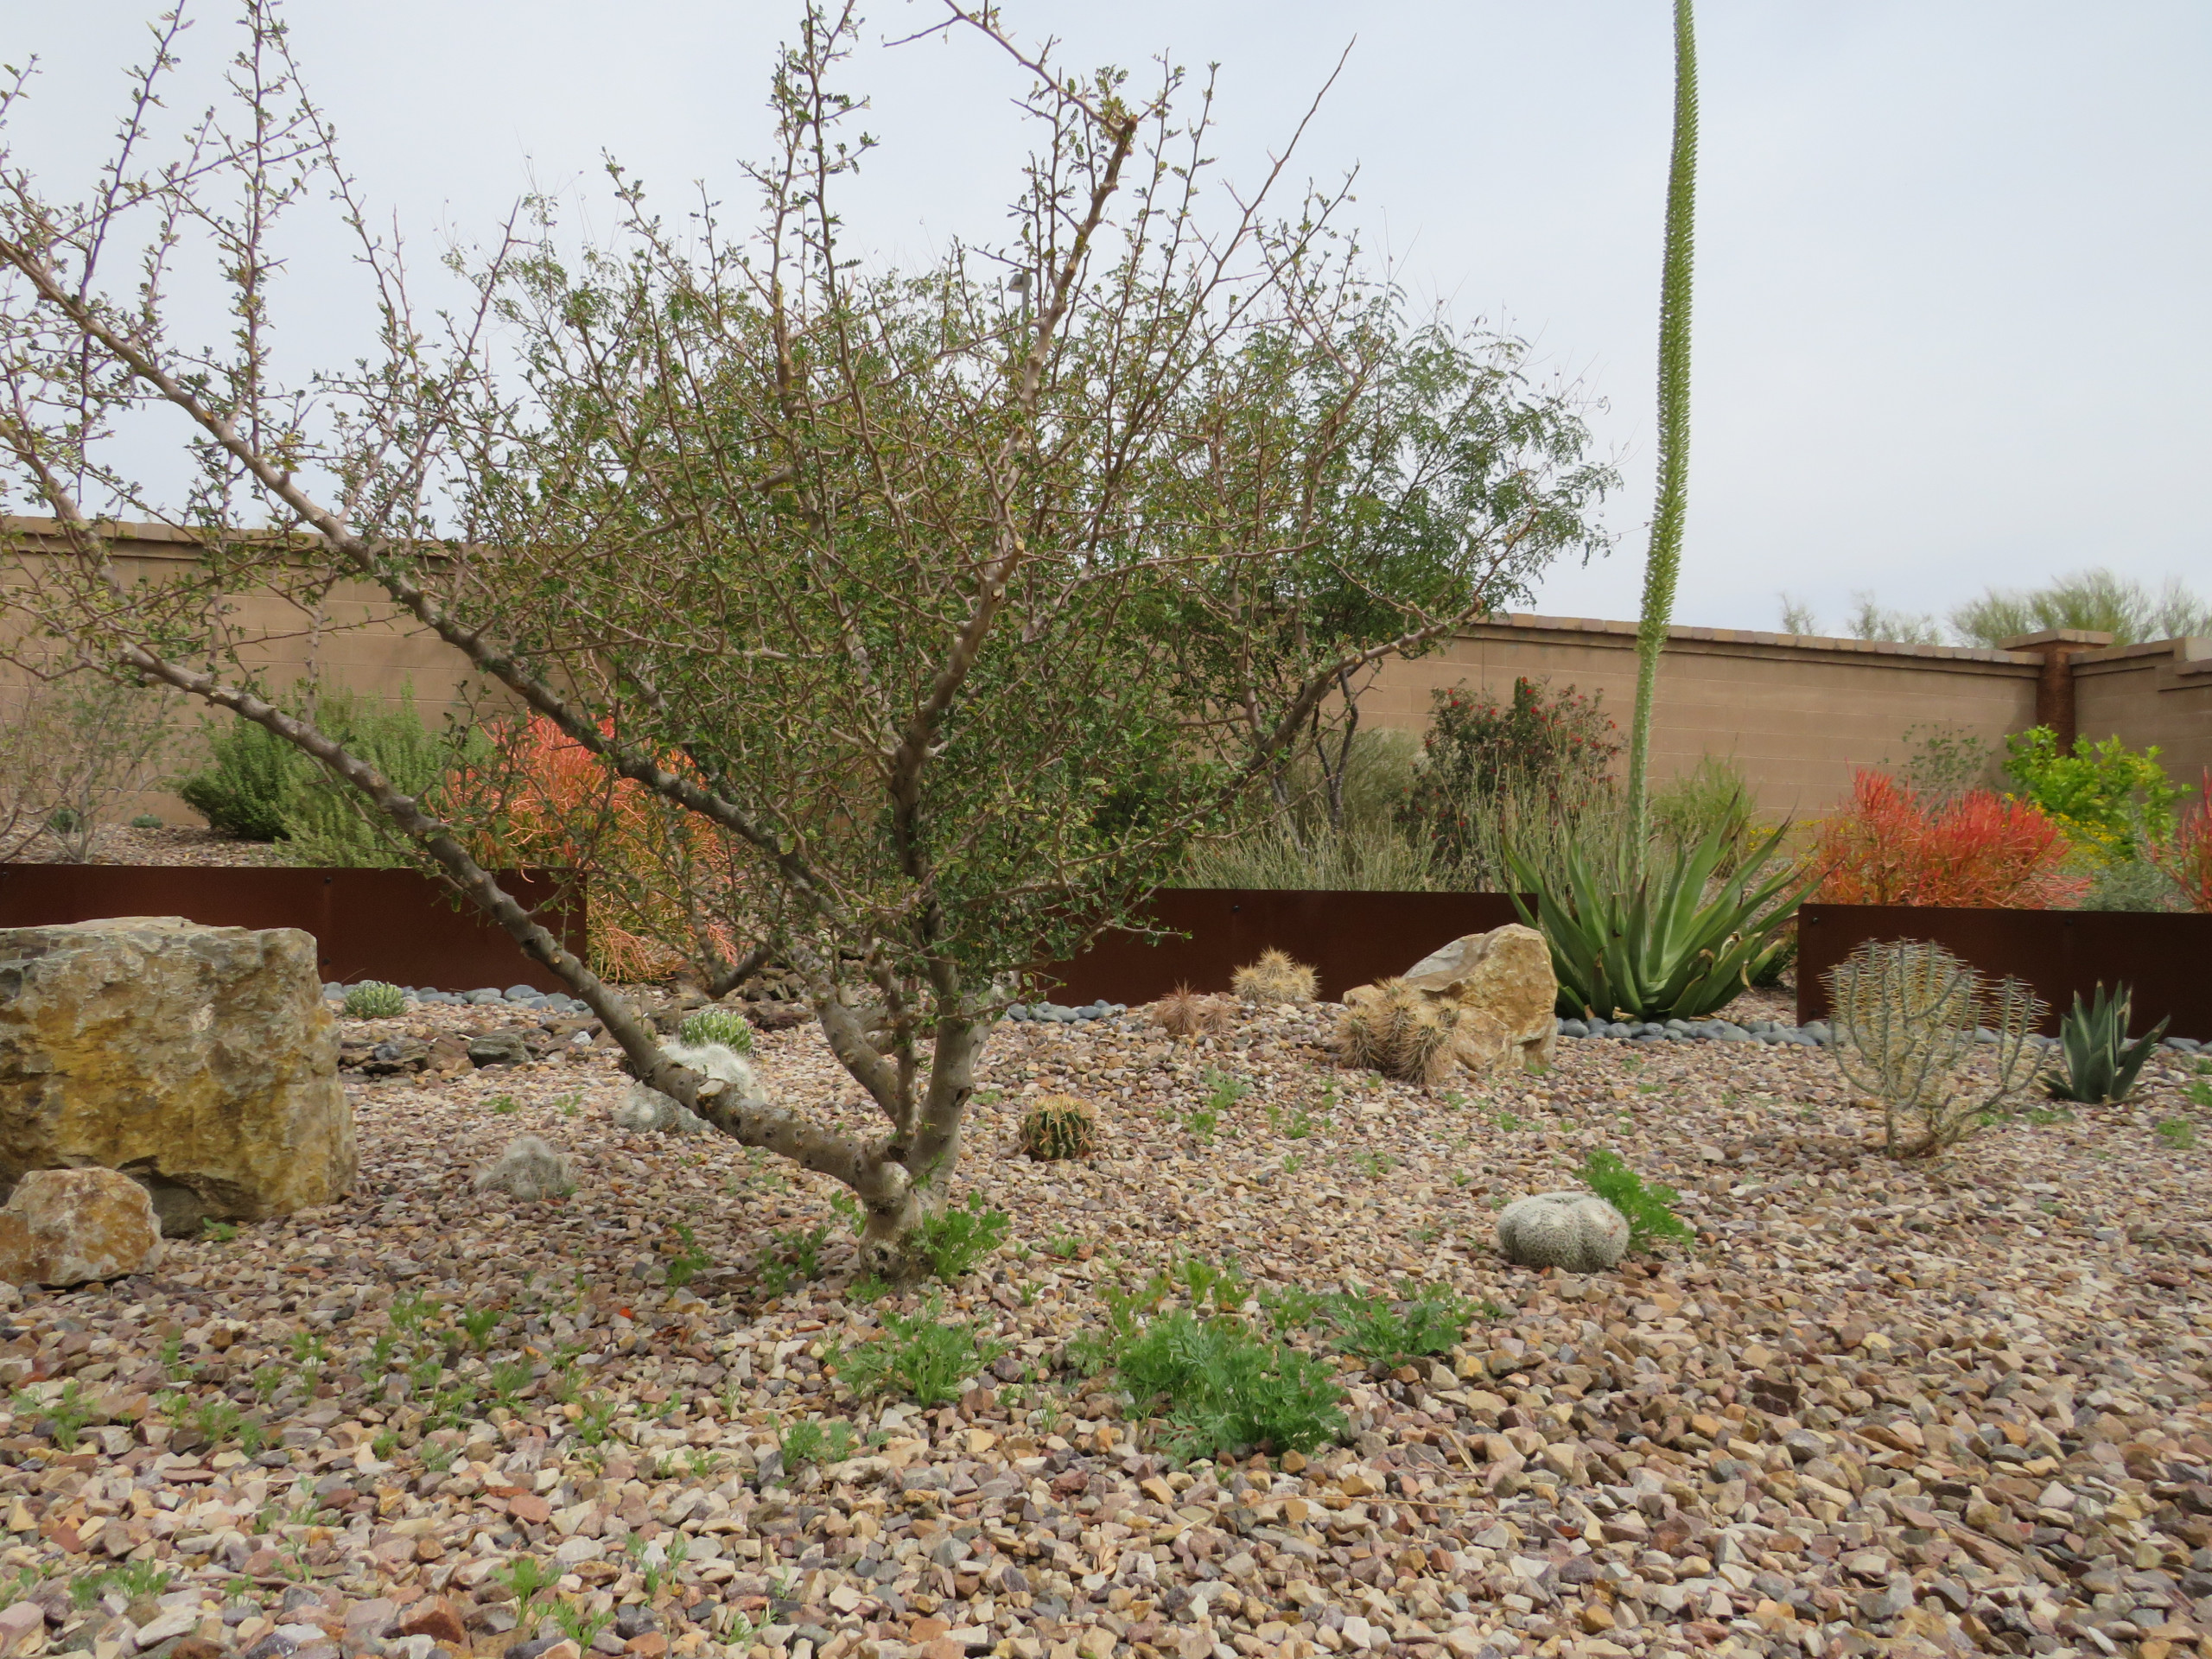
[[1459, 610, 2043, 666]]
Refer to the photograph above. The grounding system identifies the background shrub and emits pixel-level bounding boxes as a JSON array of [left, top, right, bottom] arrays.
[[1407, 677, 1619, 868], [2002, 728, 2182, 861]]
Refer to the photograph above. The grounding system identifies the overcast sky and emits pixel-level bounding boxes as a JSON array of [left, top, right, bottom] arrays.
[[5, 1, 2207, 633]]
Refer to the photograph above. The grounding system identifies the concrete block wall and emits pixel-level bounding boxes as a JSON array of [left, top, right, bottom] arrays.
[[6, 518, 2206, 827], [1362, 614, 2044, 816]]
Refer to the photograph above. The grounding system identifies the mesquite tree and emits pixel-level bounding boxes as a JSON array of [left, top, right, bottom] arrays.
[[1624, 0, 1699, 850], [0, 2, 1592, 1256]]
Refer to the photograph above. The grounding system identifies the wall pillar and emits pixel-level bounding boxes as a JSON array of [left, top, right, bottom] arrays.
[[1999, 630, 2113, 749]]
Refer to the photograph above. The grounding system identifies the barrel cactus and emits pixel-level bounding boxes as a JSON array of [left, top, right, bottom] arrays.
[[1018, 1094, 1099, 1161], [1497, 1191, 1630, 1273]]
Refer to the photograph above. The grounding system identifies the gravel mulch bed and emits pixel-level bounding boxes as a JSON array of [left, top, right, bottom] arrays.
[[12, 825, 287, 868], [1, 998, 2208, 1659]]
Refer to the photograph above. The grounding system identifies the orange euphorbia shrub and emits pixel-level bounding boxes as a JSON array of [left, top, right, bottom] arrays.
[[1809, 770, 2084, 908], [457, 715, 743, 982], [2148, 767, 2212, 912]]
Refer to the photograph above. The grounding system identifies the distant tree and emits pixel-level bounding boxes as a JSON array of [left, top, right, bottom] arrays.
[[1951, 570, 2212, 647]]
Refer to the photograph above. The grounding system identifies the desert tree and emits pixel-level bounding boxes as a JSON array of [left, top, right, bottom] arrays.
[[1156, 294, 1615, 842], [0, 1, 1596, 1256]]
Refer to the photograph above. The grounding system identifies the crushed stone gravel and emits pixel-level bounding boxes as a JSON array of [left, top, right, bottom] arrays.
[[1, 995, 2208, 1659]]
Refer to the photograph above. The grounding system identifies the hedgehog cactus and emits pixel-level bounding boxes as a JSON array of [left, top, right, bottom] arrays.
[[1232, 948, 1319, 1006]]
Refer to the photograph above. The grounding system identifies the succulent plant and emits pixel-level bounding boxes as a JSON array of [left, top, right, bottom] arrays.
[[2047, 982, 2168, 1105], [1018, 1095, 1099, 1161], [342, 981, 406, 1019], [1231, 948, 1318, 1005], [677, 1007, 755, 1054]]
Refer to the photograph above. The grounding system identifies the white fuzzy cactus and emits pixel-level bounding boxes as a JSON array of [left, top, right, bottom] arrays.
[[1496, 1191, 1630, 1273]]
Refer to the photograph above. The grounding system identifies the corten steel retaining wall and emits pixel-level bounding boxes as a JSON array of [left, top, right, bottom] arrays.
[[1795, 904, 2212, 1040], [1043, 888, 1525, 1007], [0, 866, 584, 993]]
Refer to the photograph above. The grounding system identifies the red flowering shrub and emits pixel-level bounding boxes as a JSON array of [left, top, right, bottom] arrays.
[[1809, 770, 2084, 908], [1409, 677, 1620, 866], [2147, 768, 2212, 912]]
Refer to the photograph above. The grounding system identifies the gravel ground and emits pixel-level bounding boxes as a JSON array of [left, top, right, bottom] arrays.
[[18, 825, 288, 867], [2, 997, 2208, 1659]]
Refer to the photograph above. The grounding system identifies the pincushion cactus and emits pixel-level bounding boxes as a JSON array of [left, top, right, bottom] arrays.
[[1496, 1191, 1630, 1273]]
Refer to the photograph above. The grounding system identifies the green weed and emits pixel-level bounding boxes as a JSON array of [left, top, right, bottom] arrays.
[[906, 1193, 1009, 1282], [666, 1222, 712, 1288], [834, 1306, 1006, 1408], [1116, 1311, 1344, 1463], [1580, 1148, 1693, 1252], [201, 1219, 239, 1243], [1325, 1283, 1479, 1367], [459, 1306, 501, 1351], [777, 1417, 858, 1471], [1202, 1070, 1252, 1115], [2157, 1118, 2197, 1150]]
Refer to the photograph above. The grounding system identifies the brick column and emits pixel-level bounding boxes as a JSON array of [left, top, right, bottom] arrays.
[[1999, 630, 2113, 749]]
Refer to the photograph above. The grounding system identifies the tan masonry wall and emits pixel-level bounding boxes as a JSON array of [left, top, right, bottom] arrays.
[[2070, 639, 2212, 786], [1359, 614, 2047, 817], [5, 519, 2207, 824]]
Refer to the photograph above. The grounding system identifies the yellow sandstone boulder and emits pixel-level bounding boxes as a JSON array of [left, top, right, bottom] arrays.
[[0, 917, 355, 1235]]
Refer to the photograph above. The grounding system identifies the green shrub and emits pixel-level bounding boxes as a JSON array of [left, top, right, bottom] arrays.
[[176, 684, 474, 861], [2002, 727, 2182, 861], [2046, 982, 2168, 1105], [128, 813, 163, 830], [281, 688, 477, 867], [178, 710, 297, 839], [343, 981, 406, 1018], [1115, 1310, 1345, 1462], [835, 1306, 1005, 1407], [1580, 1149, 1692, 1253], [906, 1192, 1009, 1281], [677, 1007, 756, 1053]]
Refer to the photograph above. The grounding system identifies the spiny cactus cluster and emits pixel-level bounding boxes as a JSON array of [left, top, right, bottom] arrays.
[[342, 981, 406, 1019], [678, 1007, 755, 1054], [1231, 948, 1318, 1005], [1018, 1094, 1100, 1161], [1336, 978, 1459, 1086], [1152, 985, 1231, 1042]]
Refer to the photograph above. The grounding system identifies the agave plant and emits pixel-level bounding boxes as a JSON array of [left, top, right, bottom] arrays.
[[1507, 824, 1807, 1021], [2047, 982, 2170, 1104]]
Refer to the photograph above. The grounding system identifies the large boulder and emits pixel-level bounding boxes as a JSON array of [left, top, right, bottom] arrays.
[[0, 918, 355, 1236], [0, 1167, 163, 1285], [1401, 923, 1558, 1074]]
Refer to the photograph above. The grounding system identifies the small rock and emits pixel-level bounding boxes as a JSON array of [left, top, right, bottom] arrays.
[[0, 1166, 163, 1286], [467, 1031, 531, 1068]]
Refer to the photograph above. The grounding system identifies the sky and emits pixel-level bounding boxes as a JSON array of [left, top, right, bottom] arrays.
[[3, 0, 2207, 635]]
